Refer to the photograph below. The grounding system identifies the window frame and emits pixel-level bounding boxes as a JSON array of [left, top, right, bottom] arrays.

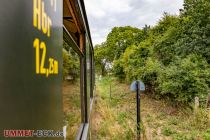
[[63, 26, 85, 138]]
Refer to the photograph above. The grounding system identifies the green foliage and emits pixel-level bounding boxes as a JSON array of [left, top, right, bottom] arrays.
[[172, 133, 195, 140], [63, 49, 70, 78], [115, 43, 151, 82], [152, 13, 179, 36], [168, 117, 178, 125], [63, 41, 79, 80], [117, 112, 127, 125], [106, 26, 145, 60], [158, 55, 210, 102], [162, 127, 175, 136], [203, 129, 210, 140], [137, 58, 161, 95], [180, 0, 210, 62], [94, 42, 112, 76], [153, 22, 180, 65], [113, 59, 125, 81]]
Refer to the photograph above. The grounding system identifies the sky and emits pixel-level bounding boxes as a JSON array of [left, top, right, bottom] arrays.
[[84, 0, 184, 46]]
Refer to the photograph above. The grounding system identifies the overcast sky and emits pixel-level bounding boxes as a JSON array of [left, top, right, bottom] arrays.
[[84, 0, 184, 46]]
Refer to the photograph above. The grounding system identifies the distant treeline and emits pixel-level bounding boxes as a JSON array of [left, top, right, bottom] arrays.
[[94, 0, 210, 103]]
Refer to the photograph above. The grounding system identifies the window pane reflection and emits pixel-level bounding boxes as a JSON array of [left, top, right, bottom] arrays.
[[63, 40, 81, 140]]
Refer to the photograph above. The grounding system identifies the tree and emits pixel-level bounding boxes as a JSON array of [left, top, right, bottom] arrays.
[[178, 0, 210, 63], [106, 26, 145, 61], [94, 43, 110, 76]]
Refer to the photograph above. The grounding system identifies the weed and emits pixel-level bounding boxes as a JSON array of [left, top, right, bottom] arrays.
[[162, 127, 176, 136], [168, 117, 178, 125], [190, 108, 210, 130], [152, 122, 161, 129], [98, 121, 110, 137], [146, 114, 153, 123], [203, 129, 210, 140], [125, 127, 135, 140], [172, 132, 197, 140], [157, 112, 166, 120], [117, 112, 127, 124]]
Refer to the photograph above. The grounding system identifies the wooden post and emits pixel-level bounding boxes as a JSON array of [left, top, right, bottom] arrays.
[[195, 96, 199, 113]]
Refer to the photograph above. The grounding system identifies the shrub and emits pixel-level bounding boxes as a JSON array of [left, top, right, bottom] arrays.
[[157, 54, 210, 103], [137, 57, 162, 95], [113, 59, 126, 81]]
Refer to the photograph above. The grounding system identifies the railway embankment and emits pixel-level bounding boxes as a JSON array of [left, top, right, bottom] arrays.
[[92, 76, 210, 140]]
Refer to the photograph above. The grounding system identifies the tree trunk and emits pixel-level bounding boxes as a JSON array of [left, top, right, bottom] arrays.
[[101, 65, 106, 76]]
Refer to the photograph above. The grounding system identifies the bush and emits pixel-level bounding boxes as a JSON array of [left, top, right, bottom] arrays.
[[113, 59, 126, 81], [137, 57, 162, 95], [157, 54, 210, 103], [120, 44, 150, 82]]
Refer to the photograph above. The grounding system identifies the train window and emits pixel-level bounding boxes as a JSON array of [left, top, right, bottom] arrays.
[[63, 40, 83, 139]]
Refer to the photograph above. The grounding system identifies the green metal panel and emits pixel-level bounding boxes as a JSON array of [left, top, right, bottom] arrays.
[[0, 0, 63, 139]]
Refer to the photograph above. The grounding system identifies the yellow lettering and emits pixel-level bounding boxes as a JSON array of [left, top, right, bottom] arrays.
[[33, 0, 41, 30], [40, 42, 46, 74], [33, 0, 52, 37], [33, 38, 40, 74], [41, 1, 48, 35], [49, 58, 54, 74], [47, 17, 52, 37], [54, 60, 58, 74], [33, 0, 58, 77]]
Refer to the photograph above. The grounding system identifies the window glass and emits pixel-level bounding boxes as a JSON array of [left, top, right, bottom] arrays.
[[89, 46, 93, 98], [86, 37, 91, 114], [63, 40, 81, 139]]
